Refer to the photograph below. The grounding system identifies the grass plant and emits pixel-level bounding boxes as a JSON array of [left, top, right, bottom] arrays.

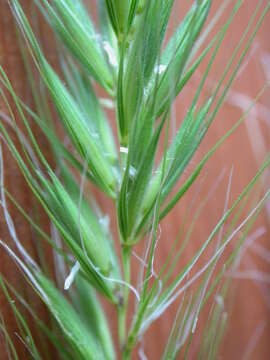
[[0, 0, 270, 359]]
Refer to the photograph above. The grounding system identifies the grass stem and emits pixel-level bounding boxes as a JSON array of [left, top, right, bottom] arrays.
[[118, 246, 131, 352]]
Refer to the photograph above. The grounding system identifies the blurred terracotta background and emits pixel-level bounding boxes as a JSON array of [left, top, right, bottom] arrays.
[[1, 0, 270, 359]]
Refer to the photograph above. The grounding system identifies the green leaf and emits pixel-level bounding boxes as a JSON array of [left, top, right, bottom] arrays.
[[104, 0, 120, 34], [118, 114, 166, 241], [159, 80, 270, 219], [40, 62, 117, 197], [72, 277, 116, 360], [119, 0, 173, 143], [36, 0, 114, 92], [11, 0, 118, 197], [142, 100, 211, 227], [34, 272, 106, 360], [98, 0, 118, 51], [60, 57, 118, 166], [154, 0, 211, 116], [110, 0, 131, 33], [127, 0, 140, 32], [20, 100, 100, 186], [34, 170, 121, 298]]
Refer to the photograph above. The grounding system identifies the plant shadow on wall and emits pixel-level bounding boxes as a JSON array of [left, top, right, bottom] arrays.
[[0, 0, 270, 359]]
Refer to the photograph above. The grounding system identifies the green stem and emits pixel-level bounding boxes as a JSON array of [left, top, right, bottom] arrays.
[[122, 346, 132, 360], [123, 298, 149, 358], [118, 246, 131, 354]]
